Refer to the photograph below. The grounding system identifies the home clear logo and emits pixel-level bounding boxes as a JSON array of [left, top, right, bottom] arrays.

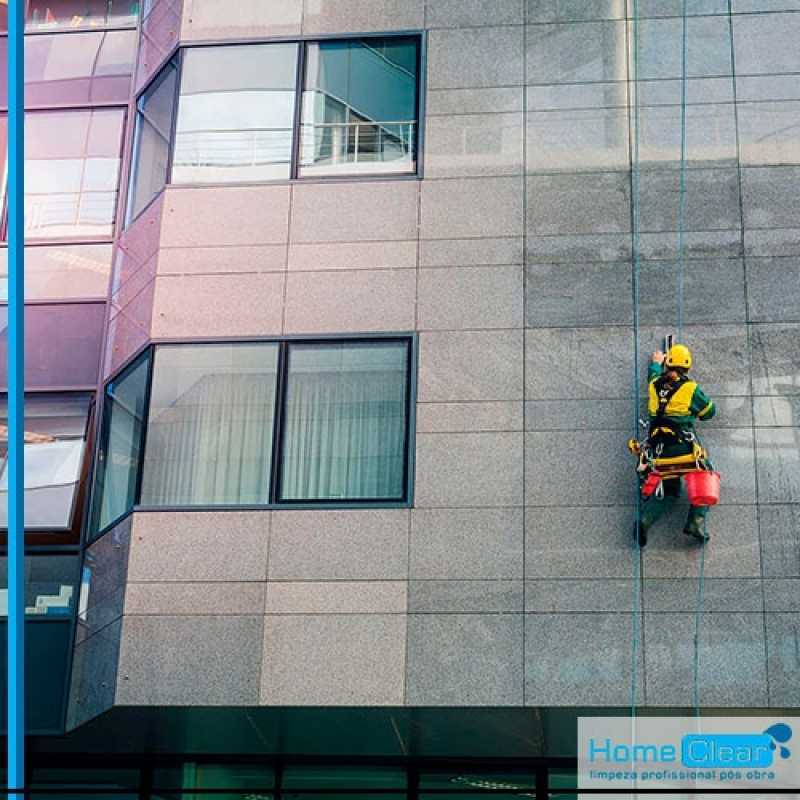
[[681, 723, 792, 768]]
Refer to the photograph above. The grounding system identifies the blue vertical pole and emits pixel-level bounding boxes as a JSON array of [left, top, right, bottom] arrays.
[[7, 0, 25, 798]]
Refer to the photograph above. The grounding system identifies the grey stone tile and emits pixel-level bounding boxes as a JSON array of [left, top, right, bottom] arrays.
[[428, 27, 525, 90], [636, 16, 732, 80], [642, 504, 760, 578], [734, 0, 800, 9], [418, 266, 524, 330], [766, 613, 800, 706], [158, 244, 288, 275], [427, 88, 524, 116], [525, 326, 634, 400], [160, 186, 290, 247], [290, 181, 419, 243], [265, 581, 407, 614], [409, 580, 524, 613], [261, 615, 406, 705], [759, 505, 800, 577], [287, 241, 416, 272], [269, 510, 409, 580], [751, 323, 800, 395], [764, 579, 800, 612], [419, 330, 524, 403], [733, 12, 800, 75], [301, 0, 423, 33], [701, 427, 758, 504], [116, 616, 263, 705], [637, 77, 734, 106], [737, 74, 800, 103], [739, 101, 800, 166], [181, 0, 303, 38], [525, 613, 644, 705], [417, 401, 524, 433], [754, 396, 800, 427], [525, 261, 632, 327], [525, 21, 627, 84], [427, 0, 524, 28], [638, 229, 743, 261], [638, 169, 741, 233], [410, 508, 524, 579], [124, 582, 266, 616], [742, 167, 800, 229], [526, 173, 631, 236], [526, 108, 630, 173], [127, 512, 269, 583], [526, 579, 636, 612], [526, 0, 626, 21], [525, 398, 634, 431], [644, 613, 768, 706], [526, 232, 632, 263], [747, 257, 800, 322], [407, 614, 524, 705], [755, 427, 800, 503], [643, 578, 764, 612], [421, 177, 524, 240], [425, 113, 524, 178], [420, 237, 524, 267], [283, 269, 416, 333], [526, 81, 628, 111], [638, 258, 747, 325], [525, 430, 631, 505], [638, 103, 737, 169], [695, 396, 754, 429], [525, 505, 636, 578], [415, 432, 524, 507], [635, 0, 728, 14], [67, 618, 122, 730]]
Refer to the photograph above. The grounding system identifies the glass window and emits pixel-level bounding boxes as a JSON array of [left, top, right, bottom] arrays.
[[279, 341, 409, 502], [173, 43, 299, 184], [26, 0, 139, 30], [0, 394, 91, 530], [127, 57, 177, 224], [141, 343, 279, 506], [299, 38, 419, 177], [0, 555, 78, 617], [154, 763, 275, 793], [90, 351, 149, 534], [282, 766, 405, 790], [22, 108, 124, 240]]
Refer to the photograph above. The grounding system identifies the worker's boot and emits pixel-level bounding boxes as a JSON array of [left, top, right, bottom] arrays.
[[683, 512, 709, 543]]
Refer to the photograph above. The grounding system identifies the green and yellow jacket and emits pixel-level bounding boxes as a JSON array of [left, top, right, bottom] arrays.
[[648, 362, 716, 431]]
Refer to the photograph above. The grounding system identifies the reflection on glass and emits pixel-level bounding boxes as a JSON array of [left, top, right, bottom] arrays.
[[0, 394, 91, 529], [0, 555, 78, 617], [173, 43, 299, 184], [279, 341, 409, 501], [282, 766, 406, 790], [141, 343, 279, 506], [0, 244, 113, 301], [26, 0, 139, 30], [90, 352, 150, 534], [154, 763, 275, 794], [23, 108, 124, 240], [127, 57, 177, 223], [299, 38, 419, 176]]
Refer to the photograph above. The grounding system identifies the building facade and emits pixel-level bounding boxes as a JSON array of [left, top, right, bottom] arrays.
[[1, 0, 800, 795]]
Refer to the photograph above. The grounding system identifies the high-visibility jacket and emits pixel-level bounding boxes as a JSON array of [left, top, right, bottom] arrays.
[[647, 362, 715, 431]]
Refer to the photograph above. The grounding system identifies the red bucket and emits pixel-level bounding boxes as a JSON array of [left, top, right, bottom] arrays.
[[685, 471, 721, 507]]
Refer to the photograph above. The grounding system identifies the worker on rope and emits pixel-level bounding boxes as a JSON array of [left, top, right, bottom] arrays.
[[635, 344, 715, 547]]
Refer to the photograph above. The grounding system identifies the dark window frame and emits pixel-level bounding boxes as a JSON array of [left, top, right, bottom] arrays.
[[125, 32, 426, 227], [88, 334, 418, 542]]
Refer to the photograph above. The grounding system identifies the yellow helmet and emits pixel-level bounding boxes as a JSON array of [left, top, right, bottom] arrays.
[[666, 343, 692, 370]]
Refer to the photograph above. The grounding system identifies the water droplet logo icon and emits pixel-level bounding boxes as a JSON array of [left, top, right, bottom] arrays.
[[764, 723, 793, 760]]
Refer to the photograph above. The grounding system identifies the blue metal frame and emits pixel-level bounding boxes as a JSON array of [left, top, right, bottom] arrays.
[[7, 0, 25, 795]]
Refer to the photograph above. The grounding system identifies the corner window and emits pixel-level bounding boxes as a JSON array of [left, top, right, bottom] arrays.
[[126, 35, 421, 222], [0, 393, 92, 532], [90, 338, 414, 537], [26, 0, 140, 31]]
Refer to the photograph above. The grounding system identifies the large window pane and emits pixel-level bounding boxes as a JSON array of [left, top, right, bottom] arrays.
[[23, 108, 124, 240], [141, 343, 279, 506], [127, 58, 177, 224], [90, 352, 149, 534], [26, 0, 139, 30], [0, 555, 78, 617], [279, 341, 409, 502], [0, 394, 91, 530], [299, 38, 419, 177], [172, 43, 299, 184]]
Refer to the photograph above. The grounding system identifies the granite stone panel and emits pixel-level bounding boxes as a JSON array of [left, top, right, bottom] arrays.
[[301, 0, 424, 33], [526, 0, 628, 22], [265, 582, 407, 615], [742, 167, 800, 229], [751, 323, 800, 395], [755, 428, 800, 503], [766, 613, 800, 706], [427, 88, 525, 117], [754, 396, 800, 428], [288, 241, 417, 272], [764, 579, 800, 612], [759, 505, 800, 577], [525, 398, 634, 432], [747, 257, 800, 322], [732, 12, 800, 75], [182, 0, 302, 39], [643, 578, 764, 613], [738, 101, 800, 166], [261, 615, 406, 705], [124, 582, 266, 616], [427, 0, 524, 27], [409, 580, 524, 613], [417, 401, 524, 434], [419, 237, 524, 268], [644, 613, 768, 706], [407, 614, 524, 705], [526, 579, 636, 613], [158, 244, 288, 275], [696, 428, 758, 504]]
